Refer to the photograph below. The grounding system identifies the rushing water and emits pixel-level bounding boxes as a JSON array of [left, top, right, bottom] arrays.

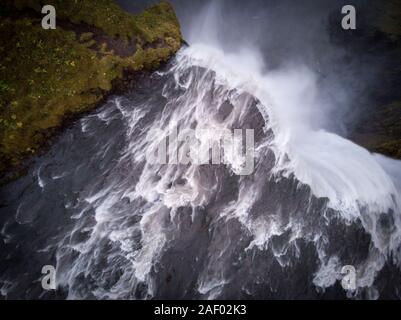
[[1, 43, 401, 299]]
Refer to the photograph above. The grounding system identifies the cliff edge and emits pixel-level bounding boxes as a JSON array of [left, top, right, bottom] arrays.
[[0, 0, 182, 182]]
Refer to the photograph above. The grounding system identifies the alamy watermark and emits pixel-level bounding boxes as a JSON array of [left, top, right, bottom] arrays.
[[41, 265, 56, 290], [41, 5, 56, 30], [340, 265, 357, 291], [145, 127, 255, 176], [341, 5, 356, 30]]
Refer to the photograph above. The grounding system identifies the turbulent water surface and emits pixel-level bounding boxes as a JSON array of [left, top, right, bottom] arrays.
[[1, 43, 401, 299], [1, 0, 401, 301]]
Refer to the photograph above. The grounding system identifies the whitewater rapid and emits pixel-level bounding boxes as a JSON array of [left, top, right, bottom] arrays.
[[180, 44, 400, 218], [172, 45, 401, 295], [1, 44, 401, 300]]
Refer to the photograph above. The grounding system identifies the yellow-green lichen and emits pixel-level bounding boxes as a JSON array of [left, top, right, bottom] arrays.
[[0, 1, 182, 178]]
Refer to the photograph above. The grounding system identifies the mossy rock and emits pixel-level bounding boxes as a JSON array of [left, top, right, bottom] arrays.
[[348, 1, 401, 159], [0, 0, 182, 181], [375, 0, 401, 42], [375, 139, 401, 158], [352, 100, 401, 159]]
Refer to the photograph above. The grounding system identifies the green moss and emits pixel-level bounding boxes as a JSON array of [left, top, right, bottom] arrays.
[[0, 1, 182, 178], [79, 32, 94, 42], [10, 0, 181, 43], [350, 2, 401, 159], [375, 140, 401, 158], [353, 101, 401, 159], [371, 101, 401, 158], [133, 2, 182, 43]]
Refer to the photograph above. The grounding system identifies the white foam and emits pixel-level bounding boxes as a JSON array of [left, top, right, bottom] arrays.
[[176, 44, 401, 219]]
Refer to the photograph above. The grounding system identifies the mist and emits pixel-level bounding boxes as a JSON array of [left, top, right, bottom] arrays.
[[118, 0, 380, 136]]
